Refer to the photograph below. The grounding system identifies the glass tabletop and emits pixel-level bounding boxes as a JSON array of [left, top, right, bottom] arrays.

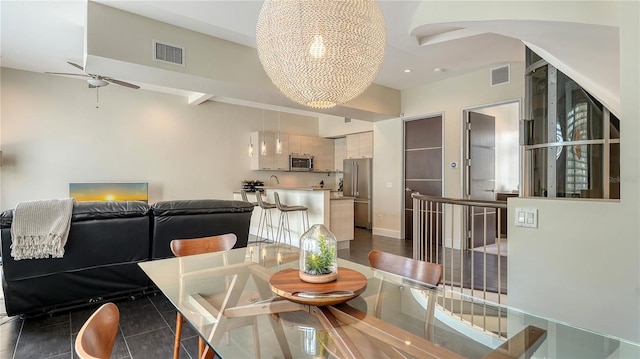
[[139, 243, 639, 359]]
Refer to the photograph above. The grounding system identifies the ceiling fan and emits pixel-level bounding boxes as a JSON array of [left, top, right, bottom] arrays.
[[46, 61, 140, 107]]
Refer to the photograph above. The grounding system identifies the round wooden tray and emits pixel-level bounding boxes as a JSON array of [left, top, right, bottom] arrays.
[[270, 267, 367, 306]]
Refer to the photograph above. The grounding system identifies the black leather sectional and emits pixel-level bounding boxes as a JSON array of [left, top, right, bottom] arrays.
[[0, 199, 254, 317]]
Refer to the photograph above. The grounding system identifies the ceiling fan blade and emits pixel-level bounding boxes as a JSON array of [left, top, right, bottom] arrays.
[[105, 78, 140, 89], [45, 72, 90, 77], [67, 62, 84, 71]]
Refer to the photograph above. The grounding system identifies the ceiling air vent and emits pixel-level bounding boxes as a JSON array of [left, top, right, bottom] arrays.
[[153, 41, 184, 66], [490, 65, 510, 86]]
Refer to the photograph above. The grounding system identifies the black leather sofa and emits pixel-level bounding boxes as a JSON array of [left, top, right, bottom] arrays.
[[151, 199, 253, 259], [0, 199, 254, 317]]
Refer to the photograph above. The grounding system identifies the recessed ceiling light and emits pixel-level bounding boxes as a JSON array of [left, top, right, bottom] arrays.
[[403, 69, 411, 73], [433, 67, 446, 73]]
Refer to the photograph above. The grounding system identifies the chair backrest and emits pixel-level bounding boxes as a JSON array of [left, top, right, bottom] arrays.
[[368, 250, 442, 341], [240, 190, 250, 202], [241, 190, 259, 204], [368, 250, 442, 286], [255, 191, 269, 208], [75, 302, 120, 359], [273, 192, 284, 210], [170, 233, 237, 257]]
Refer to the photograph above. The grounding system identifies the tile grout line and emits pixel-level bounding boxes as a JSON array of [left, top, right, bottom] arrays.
[[11, 318, 25, 359], [149, 295, 194, 359], [69, 311, 73, 359]]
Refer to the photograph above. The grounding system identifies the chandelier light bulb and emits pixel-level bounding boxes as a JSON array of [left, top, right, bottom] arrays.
[[309, 35, 326, 59]]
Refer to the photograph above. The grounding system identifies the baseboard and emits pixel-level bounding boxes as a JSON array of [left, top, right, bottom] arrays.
[[372, 227, 402, 239]]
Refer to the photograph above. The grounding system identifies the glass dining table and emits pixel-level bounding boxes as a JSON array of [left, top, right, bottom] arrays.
[[139, 243, 639, 359]]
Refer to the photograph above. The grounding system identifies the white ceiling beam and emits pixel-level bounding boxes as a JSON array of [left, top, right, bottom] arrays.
[[417, 28, 487, 46], [188, 92, 214, 105]]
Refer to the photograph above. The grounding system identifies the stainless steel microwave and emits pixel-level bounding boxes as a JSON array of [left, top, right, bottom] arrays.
[[290, 155, 314, 171]]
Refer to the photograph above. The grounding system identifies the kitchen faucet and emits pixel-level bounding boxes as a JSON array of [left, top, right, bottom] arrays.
[[269, 175, 280, 186]]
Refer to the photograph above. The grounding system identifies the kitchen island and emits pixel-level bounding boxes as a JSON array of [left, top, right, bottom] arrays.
[[234, 187, 354, 248]]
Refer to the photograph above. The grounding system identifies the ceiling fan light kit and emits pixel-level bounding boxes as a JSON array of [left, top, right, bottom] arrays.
[[87, 78, 109, 88], [256, 0, 386, 109]]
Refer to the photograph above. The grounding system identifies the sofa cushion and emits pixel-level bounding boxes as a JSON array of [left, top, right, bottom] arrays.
[[151, 199, 254, 259], [151, 199, 254, 216]]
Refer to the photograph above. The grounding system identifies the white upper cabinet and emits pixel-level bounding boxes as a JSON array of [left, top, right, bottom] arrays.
[[334, 137, 345, 171], [289, 134, 312, 155], [314, 137, 335, 172], [250, 131, 337, 171], [346, 131, 373, 159], [250, 131, 274, 170]]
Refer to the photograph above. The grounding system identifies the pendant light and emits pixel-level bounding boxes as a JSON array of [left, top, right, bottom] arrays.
[[248, 134, 254, 157], [276, 108, 283, 154], [256, 0, 386, 109], [260, 110, 267, 156]]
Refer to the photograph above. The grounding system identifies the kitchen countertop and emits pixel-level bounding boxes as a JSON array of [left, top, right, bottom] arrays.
[[256, 186, 334, 191], [330, 196, 354, 200]]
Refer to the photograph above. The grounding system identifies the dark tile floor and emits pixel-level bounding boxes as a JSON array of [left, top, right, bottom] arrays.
[[0, 228, 413, 359]]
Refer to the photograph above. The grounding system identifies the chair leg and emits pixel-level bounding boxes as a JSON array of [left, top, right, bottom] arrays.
[[200, 345, 215, 359], [252, 317, 261, 359], [276, 211, 286, 244], [174, 312, 183, 359], [198, 337, 205, 359], [302, 210, 309, 232], [284, 212, 292, 245], [256, 207, 265, 241], [265, 209, 275, 242]]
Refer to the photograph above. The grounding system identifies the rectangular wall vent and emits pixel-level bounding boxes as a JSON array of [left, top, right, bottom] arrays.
[[490, 65, 510, 86], [153, 41, 184, 66]]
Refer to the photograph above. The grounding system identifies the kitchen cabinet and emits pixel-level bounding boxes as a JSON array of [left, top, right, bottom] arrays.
[[289, 134, 313, 155], [334, 137, 345, 171], [250, 131, 336, 172], [250, 131, 275, 170], [346, 131, 373, 159], [314, 137, 335, 172]]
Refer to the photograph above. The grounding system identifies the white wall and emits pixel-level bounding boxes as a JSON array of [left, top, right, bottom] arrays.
[[402, 62, 525, 199], [369, 63, 525, 238], [372, 118, 404, 238], [318, 116, 373, 138], [508, 2, 640, 342], [0, 68, 331, 210], [473, 102, 520, 193]]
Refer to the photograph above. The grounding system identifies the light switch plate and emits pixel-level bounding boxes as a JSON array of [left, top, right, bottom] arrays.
[[515, 208, 538, 228]]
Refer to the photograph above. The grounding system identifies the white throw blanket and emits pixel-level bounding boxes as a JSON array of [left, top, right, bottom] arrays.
[[10, 198, 75, 260]]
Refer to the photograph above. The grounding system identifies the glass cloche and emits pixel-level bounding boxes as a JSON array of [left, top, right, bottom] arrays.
[[299, 224, 338, 283]]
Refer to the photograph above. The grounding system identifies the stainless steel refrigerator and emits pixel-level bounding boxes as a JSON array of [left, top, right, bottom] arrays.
[[343, 158, 372, 229]]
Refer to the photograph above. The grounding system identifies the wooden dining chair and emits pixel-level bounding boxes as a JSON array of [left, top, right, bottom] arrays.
[[74, 302, 120, 359], [368, 250, 443, 341], [170, 233, 237, 359]]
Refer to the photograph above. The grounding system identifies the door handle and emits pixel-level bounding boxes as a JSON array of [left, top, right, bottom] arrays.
[[405, 187, 413, 192]]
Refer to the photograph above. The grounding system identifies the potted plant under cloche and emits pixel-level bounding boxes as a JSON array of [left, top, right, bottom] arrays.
[[299, 224, 338, 283]]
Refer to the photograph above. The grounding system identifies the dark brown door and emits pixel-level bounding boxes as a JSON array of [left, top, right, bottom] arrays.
[[466, 111, 496, 248], [404, 116, 443, 240]]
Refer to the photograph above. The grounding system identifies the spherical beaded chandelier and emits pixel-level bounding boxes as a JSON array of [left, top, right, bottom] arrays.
[[256, 0, 386, 109]]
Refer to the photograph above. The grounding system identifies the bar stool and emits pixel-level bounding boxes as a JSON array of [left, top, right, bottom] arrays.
[[255, 191, 277, 242], [240, 190, 258, 206], [273, 192, 309, 245], [241, 191, 262, 243]]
